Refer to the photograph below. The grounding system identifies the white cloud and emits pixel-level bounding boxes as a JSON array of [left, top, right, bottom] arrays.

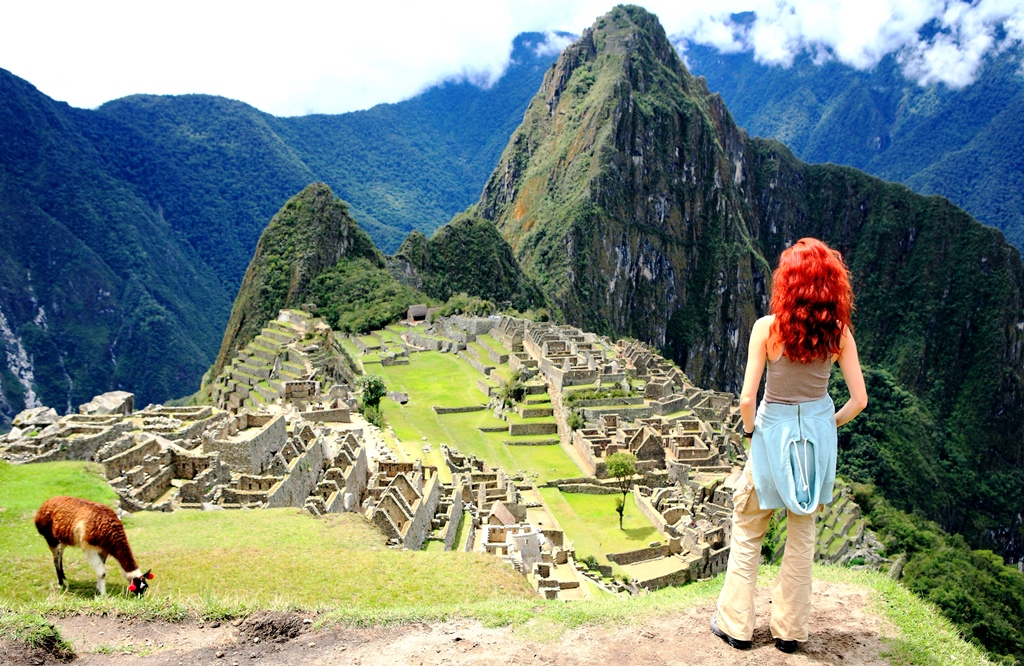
[[1, 1, 1021, 116], [670, 0, 1024, 89], [534, 31, 578, 57]]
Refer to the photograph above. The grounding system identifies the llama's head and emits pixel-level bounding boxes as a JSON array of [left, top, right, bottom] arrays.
[[128, 570, 153, 596]]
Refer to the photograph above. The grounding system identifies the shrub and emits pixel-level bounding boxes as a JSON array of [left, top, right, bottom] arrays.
[[358, 375, 387, 408]]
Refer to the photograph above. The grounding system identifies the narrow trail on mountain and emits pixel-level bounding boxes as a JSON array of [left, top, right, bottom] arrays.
[[2, 581, 888, 665]]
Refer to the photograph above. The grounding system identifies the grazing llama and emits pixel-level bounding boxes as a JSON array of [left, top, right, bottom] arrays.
[[35, 496, 152, 596]]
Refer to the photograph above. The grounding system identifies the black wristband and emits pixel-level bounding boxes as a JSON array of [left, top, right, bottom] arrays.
[[743, 429, 753, 439]]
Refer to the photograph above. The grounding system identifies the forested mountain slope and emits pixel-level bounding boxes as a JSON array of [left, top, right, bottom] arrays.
[[0, 71, 230, 420]]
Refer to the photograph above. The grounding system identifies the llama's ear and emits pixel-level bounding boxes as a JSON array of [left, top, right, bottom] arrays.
[[144, 570, 153, 580]]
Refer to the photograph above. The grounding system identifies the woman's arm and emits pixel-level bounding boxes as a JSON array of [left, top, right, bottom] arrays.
[[740, 317, 771, 434], [835, 326, 868, 427]]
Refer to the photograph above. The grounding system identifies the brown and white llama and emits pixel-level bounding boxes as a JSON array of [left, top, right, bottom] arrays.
[[35, 496, 153, 596]]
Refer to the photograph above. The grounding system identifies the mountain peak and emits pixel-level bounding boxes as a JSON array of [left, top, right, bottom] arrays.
[[210, 183, 380, 377]]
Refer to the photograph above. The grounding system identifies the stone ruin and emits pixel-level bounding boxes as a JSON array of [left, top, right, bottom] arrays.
[[1, 386, 372, 516], [211, 310, 346, 413]]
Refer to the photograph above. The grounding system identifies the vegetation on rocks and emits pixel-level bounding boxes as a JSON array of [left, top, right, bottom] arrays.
[[211, 183, 382, 377], [392, 214, 545, 311], [852, 484, 1024, 663], [0, 35, 560, 427]]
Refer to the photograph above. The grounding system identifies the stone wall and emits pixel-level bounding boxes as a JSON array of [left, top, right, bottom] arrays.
[[569, 397, 645, 408], [634, 489, 671, 535], [558, 483, 620, 494], [651, 395, 689, 416], [449, 316, 496, 336], [442, 482, 465, 551], [403, 474, 442, 550], [341, 446, 369, 510], [582, 405, 652, 421], [432, 405, 486, 415], [457, 351, 494, 376], [300, 407, 350, 423], [266, 434, 328, 508], [30, 421, 134, 463], [508, 421, 558, 436], [206, 414, 286, 475], [607, 544, 672, 565], [635, 567, 690, 590]]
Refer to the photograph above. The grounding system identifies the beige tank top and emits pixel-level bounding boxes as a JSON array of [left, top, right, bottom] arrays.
[[764, 353, 832, 404]]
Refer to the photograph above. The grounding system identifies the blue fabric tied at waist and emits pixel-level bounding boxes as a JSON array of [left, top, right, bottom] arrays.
[[750, 393, 838, 515]]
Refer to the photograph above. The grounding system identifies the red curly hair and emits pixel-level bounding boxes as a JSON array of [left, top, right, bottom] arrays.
[[769, 238, 853, 363]]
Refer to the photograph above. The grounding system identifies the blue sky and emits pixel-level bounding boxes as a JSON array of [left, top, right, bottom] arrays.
[[2, 0, 1021, 116]]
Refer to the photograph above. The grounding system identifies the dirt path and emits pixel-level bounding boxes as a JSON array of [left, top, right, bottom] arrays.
[[4, 581, 890, 665]]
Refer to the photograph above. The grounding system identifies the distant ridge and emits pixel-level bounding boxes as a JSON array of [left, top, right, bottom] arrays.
[[683, 41, 1024, 251]]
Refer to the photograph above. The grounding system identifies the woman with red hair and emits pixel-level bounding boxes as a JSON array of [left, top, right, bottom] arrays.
[[711, 238, 867, 653]]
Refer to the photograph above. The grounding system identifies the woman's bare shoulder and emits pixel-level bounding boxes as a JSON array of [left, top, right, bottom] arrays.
[[753, 315, 775, 331]]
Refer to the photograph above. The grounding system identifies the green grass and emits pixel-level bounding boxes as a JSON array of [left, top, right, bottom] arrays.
[[378, 351, 581, 483], [466, 341, 491, 361], [357, 335, 381, 348], [0, 461, 533, 613], [0, 609, 74, 659], [490, 364, 514, 383], [0, 460, 119, 558], [476, 334, 510, 356], [538, 489, 658, 569], [0, 464, 992, 664]]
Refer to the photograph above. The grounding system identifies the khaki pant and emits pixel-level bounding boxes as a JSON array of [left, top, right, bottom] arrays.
[[716, 465, 817, 642]]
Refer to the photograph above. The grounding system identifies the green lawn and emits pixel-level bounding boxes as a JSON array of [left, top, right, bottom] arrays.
[[377, 351, 580, 483], [466, 341, 491, 361], [538, 489, 659, 569], [476, 334, 510, 356], [357, 335, 381, 348], [0, 461, 533, 611]]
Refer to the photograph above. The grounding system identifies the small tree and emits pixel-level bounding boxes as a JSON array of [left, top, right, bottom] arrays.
[[358, 374, 387, 408], [606, 451, 637, 529]]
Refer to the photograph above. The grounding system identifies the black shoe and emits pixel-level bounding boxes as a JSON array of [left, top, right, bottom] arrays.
[[775, 639, 798, 653], [710, 616, 751, 650]]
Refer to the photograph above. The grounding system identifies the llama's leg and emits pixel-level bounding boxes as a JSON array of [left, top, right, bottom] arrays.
[[85, 548, 107, 595], [49, 544, 66, 587]]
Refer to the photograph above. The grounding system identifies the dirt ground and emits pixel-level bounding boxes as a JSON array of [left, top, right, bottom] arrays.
[[2, 581, 890, 665]]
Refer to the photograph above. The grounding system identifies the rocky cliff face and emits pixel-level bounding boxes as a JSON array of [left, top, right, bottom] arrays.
[[479, 5, 1024, 546]]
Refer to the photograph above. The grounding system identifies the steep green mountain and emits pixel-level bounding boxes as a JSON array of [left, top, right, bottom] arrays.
[[268, 33, 567, 254], [478, 6, 1024, 559], [0, 70, 231, 425], [213, 184, 541, 382], [391, 214, 544, 309], [212, 183, 385, 376], [682, 41, 1024, 250], [0, 34, 557, 426]]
